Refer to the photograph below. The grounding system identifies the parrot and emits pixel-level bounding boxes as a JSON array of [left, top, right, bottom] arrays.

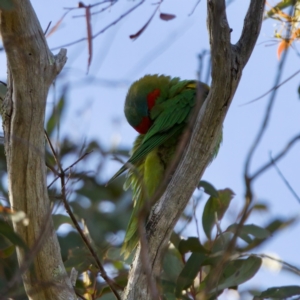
[[108, 74, 219, 258]]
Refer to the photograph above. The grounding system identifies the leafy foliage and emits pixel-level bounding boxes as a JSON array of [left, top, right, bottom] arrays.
[[0, 0, 299, 299], [202, 188, 234, 239], [255, 285, 300, 299], [264, 0, 300, 58], [0, 92, 298, 298]]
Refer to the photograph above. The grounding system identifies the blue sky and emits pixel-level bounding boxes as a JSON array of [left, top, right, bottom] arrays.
[[1, 0, 300, 298]]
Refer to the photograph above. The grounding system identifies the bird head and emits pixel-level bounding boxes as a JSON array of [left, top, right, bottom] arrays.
[[124, 75, 171, 134]]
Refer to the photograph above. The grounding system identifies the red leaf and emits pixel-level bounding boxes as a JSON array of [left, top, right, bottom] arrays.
[[130, 6, 159, 40], [46, 11, 69, 38], [277, 39, 290, 60], [160, 13, 176, 21]]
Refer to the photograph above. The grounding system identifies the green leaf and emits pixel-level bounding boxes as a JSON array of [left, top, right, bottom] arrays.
[[46, 95, 66, 136], [175, 252, 206, 296], [0, 219, 28, 250], [242, 224, 270, 239], [178, 237, 208, 255], [163, 249, 184, 282], [170, 231, 181, 249], [64, 247, 93, 273], [252, 203, 268, 212], [198, 181, 218, 197], [240, 217, 297, 252], [202, 189, 235, 239], [0, 0, 14, 10], [216, 256, 261, 292], [256, 285, 300, 299], [106, 247, 123, 261], [203, 256, 262, 294], [161, 279, 176, 295], [226, 224, 270, 244], [163, 291, 177, 300], [211, 232, 232, 253]]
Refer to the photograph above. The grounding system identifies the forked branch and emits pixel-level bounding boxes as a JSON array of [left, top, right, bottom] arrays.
[[123, 1, 265, 299]]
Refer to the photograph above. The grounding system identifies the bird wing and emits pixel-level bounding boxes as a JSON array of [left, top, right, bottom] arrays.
[[108, 84, 196, 183], [109, 83, 198, 182]]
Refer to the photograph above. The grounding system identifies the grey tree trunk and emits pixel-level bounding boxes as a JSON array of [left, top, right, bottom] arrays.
[[0, 1, 76, 299]]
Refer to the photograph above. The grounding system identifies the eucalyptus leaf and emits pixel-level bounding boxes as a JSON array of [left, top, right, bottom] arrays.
[[202, 189, 234, 239], [0, 220, 28, 250], [46, 95, 66, 136], [163, 249, 184, 282], [226, 224, 270, 244], [198, 180, 218, 197], [209, 256, 262, 293], [178, 237, 208, 255], [256, 285, 300, 299], [175, 252, 206, 296]]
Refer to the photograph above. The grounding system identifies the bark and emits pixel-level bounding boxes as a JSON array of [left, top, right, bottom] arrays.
[[0, 1, 76, 299], [123, 0, 265, 299]]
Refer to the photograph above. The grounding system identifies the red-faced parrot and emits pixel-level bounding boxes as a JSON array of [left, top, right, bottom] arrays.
[[109, 74, 220, 257]]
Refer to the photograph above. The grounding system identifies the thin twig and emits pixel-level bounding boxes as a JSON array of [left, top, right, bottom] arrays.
[[64, 0, 116, 10], [64, 151, 93, 172], [45, 134, 122, 299], [241, 8, 294, 269], [60, 169, 122, 299], [244, 4, 293, 180], [251, 134, 300, 180], [241, 68, 300, 106], [244, 47, 290, 179], [193, 196, 201, 240], [189, 0, 201, 16], [44, 21, 52, 35], [47, 151, 92, 188], [46, 162, 59, 176], [52, 0, 146, 51], [44, 130, 63, 171], [73, 2, 116, 18], [270, 152, 300, 204]]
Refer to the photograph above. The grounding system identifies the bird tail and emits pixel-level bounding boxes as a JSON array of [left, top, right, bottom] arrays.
[[106, 164, 127, 186], [120, 195, 144, 258]]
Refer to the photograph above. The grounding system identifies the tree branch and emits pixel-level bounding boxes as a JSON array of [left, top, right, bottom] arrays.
[[237, 0, 265, 66], [123, 0, 265, 299], [0, 1, 75, 299]]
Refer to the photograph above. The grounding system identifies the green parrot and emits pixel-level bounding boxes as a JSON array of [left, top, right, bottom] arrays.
[[109, 74, 218, 258]]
